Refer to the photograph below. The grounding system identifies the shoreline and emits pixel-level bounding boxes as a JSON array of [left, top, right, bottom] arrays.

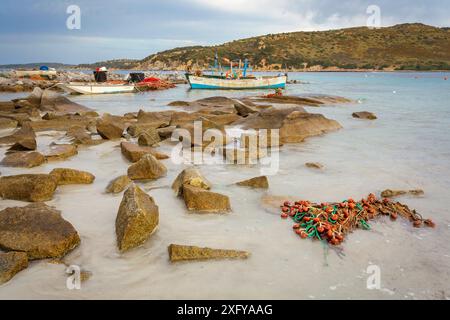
[[3, 66, 450, 73]]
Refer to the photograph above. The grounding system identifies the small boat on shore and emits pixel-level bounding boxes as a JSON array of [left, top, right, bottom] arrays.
[[57, 82, 136, 95], [14, 66, 57, 80], [186, 55, 287, 90], [57, 69, 176, 94], [57, 67, 137, 94]]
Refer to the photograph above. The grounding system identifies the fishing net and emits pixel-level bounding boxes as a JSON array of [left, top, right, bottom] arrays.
[[136, 77, 176, 90], [280, 193, 435, 245]]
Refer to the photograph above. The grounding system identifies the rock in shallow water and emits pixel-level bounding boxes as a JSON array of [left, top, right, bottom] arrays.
[[352, 111, 377, 120], [66, 126, 102, 146], [234, 107, 342, 144], [115, 184, 159, 252], [127, 154, 167, 180], [168, 244, 249, 262], [0, 251, 28, 284], [43, 144, 78, 161], [182, 184, 231, 213], [233, 99, 257, 117], [120, 141, 168, 162], [0, 118, 18, 129], [138, 129, 160, 147], [0, 174, 58, 202], [106, 175, 132, 194], [50, 168, 95, 185], [381, 189, 424, 198], [0, 122, 36, 150], [1, 151, 45, 168], [280, 111, 342, 143], [96, 119, 123, 140], [0, 203, 80, 259], [305, 162, 324, 169], [236, 176, 269, 189], [171, 167, 211, 196], [172, 168, 229, 213]]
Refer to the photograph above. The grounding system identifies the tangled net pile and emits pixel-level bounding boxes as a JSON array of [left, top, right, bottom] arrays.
[[280, 193, 435, 245], [136, 77, 176, 91]]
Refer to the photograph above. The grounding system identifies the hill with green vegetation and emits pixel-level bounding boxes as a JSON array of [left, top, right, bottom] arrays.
[[136, 23, 450, 71], [0, 62, 75, 69], [3, 23, 449, 71], [77, 59, 139, 70]]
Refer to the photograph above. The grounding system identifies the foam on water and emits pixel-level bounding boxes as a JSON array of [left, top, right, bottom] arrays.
[[1, 72, 450, 299]]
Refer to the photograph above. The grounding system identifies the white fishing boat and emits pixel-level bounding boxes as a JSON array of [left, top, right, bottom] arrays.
[[186, 55, 287, 90], [57, 82, 136, 95]]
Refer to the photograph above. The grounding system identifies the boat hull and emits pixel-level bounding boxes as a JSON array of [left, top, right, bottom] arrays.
[[57, 83, 136, 95], [186, 74, 287, 90]]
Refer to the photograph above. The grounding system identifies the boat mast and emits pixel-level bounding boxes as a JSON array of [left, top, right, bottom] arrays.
[[243, 59, 248, 77], [214, 51, 218, 75]]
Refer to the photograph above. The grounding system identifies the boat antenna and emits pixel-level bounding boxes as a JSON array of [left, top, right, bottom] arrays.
[[214, 50, 218, 72]]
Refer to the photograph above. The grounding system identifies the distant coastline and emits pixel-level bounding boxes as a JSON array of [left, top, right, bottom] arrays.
[[2, 65, 450, 73]]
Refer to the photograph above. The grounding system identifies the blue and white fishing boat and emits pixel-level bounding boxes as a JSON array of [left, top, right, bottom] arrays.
[[186, 56, 287, 90]]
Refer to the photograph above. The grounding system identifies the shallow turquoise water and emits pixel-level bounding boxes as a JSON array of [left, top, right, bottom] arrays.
[[1, 72, 450, 299]]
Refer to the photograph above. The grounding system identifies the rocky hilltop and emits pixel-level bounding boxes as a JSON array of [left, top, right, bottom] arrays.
[[135, 23, 450, 71]]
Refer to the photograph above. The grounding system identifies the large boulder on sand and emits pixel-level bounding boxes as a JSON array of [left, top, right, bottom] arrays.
[[236, 176, 269, 189], [120, 141, 168, 162], [0, 252, 29, 284], [0, 203, 80, 259], [0, 174, 58, 202], [171, 167, 211, 196], [182, 184, 231, 213], [1, 151, 45, 168], [106, 175, 132, 194], [127, 154, 167, 180], [115, 184, 159, 252], [168, 244, 249, 262], [50, 168, 95, 185]]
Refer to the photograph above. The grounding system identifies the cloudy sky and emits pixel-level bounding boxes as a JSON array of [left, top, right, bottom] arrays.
[[0, 0, 448, 64]]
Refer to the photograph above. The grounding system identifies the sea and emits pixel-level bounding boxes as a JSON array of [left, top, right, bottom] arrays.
[[0, 71, 449, 299]]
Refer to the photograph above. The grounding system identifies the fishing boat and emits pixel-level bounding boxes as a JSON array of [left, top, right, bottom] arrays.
[[57, 82, 136, 95], [57, 67, 136, 94], [186, 56, 287, 90], [186, 73, 287, 90]]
